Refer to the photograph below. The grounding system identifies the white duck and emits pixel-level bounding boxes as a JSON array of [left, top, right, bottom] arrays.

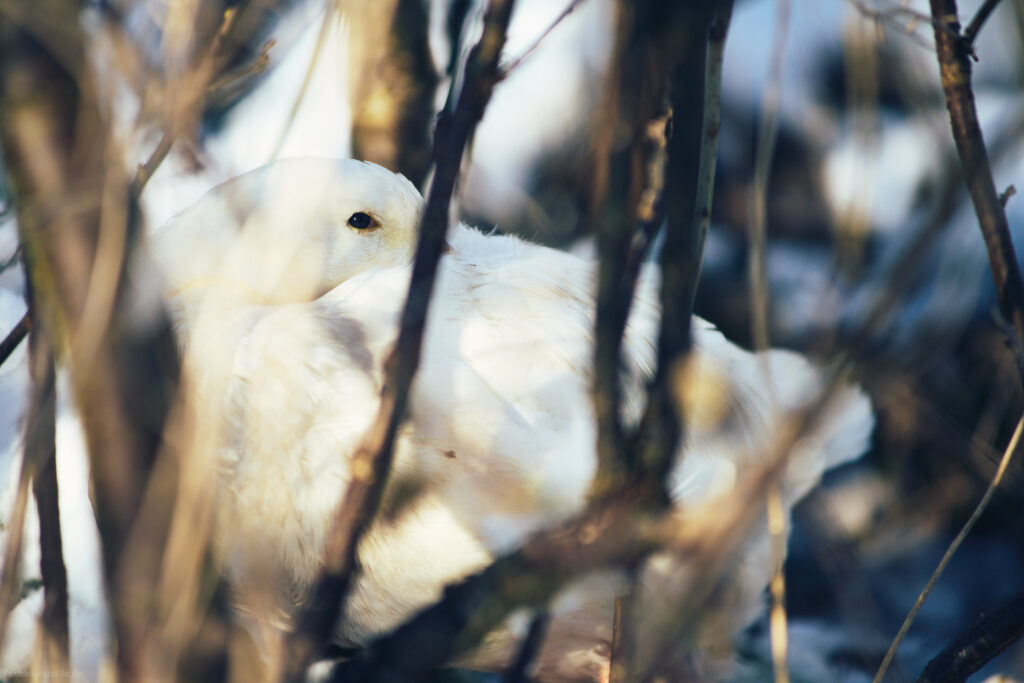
[[150, 157, 873, 681]]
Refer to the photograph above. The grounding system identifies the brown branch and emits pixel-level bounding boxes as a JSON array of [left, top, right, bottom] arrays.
[[929, 0, 1024, 380], [0, 456, 31, 663], [281, 1, 517, 679], [592, 1, 717, 494], [26, 300, 68, 672], [637, 1, 722, 489], [609, 583, 637, 683], [0, 310, 28, 369], [591, 0, 671, 491], [328, 487, 659, 683], [915, 593, 1024, 683]]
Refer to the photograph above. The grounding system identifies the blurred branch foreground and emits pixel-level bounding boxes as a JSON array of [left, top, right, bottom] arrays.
[[0, 0, 1020, 681]]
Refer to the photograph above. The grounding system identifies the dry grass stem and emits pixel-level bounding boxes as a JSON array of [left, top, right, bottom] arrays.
[[874, 414, 1024, 682]]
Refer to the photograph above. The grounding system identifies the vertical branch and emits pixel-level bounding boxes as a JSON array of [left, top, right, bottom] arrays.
[[638, 1, 720, 487], [282, 1, 517, 679], [684, 0, 734, 314], [929, 0, 1024, 380], [350, 0, 439, 188], [591, 0, 671, 490], [747, 0, 790, 356], [592, 0, 718, 494], [24, 284, 68, 672], [503, 610, 550, 683]]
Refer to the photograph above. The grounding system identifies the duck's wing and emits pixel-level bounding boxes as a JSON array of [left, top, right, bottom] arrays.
[[669, 316, 874, 507]]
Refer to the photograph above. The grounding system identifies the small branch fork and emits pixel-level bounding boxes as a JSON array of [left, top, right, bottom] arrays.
[[961, 0, 1004, 55], [281, 1, 517, 680]]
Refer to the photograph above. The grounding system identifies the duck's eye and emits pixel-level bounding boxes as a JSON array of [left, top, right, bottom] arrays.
[[347, 212, 378, 230]]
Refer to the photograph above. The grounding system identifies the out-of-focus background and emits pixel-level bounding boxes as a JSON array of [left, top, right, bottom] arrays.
[[1, 0, 1023, 680]]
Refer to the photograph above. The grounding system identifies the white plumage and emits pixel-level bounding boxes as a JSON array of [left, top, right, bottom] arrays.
[[151, 157, 874, 681]]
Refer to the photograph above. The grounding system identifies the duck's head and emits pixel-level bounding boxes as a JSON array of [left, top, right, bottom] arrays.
[[151, 157, 423, 317]]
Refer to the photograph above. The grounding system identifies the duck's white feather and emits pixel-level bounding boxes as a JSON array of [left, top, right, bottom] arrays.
[[155, 158, 873, 681]]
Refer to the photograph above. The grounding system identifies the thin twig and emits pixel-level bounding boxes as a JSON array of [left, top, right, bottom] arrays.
[[767, 485, 790, 683], [0, 244, 20, 273], [685, 0, 734, 315], [962, 0, 1005, 53], [874, 414, 1024, 682], [608, 585, 636, 683], [281, 1, 517, 680], [0, 311, 29, 370], [748, 0, 789, 356], [499, 0, 586, 76], [915, 593, 1024, 683], [0, 457, 32, 665], [748, 11, 792, 677], [844, 0, 951, 49], [134, 0, 271, 197], [504, 610, 550, 683]]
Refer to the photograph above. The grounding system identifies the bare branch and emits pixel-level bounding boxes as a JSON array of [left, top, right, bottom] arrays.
[[499, 0, 587, 77], [0, 311, 28, 370], [874, 414, 1024, 682], [504, 610, 550, 683], [25, 291, 68, 672], [328, 487, 660, 683], [609, 585, 636, 683], [915, 593, 1024, 683], [844, 0, 951, 49], [592, 1, 718, 493], [281, 1, 517, 678], [928, 0, 1024, 380], [632, 0, 720, 489], [0, 446, 31, 665], [686, 0, 734, 315], [962, 0, 1005, 53], [747, 0, 789, 358]]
